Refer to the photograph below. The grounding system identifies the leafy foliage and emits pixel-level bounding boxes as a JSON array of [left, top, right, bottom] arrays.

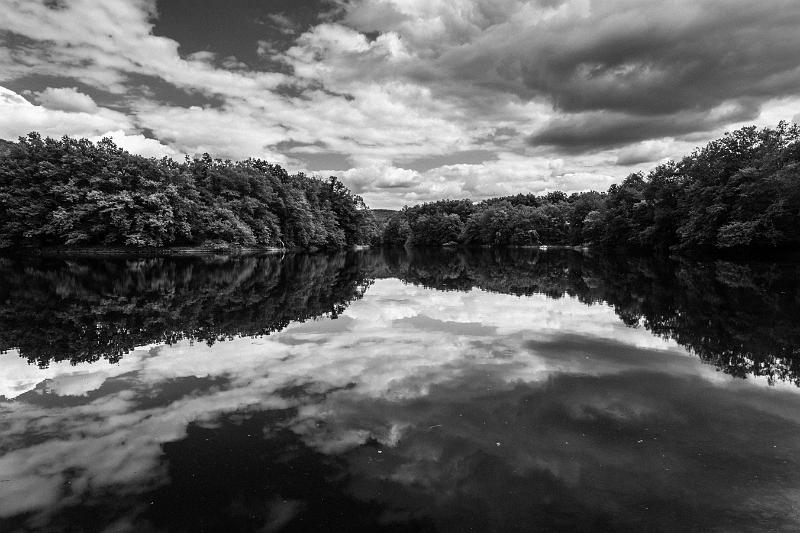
[[0, 134, 370, 250], [379, 123, 800, 253]]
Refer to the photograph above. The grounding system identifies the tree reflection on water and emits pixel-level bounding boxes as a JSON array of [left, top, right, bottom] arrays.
[[2, 249, 800, 532], [1, 248, 797, 384]]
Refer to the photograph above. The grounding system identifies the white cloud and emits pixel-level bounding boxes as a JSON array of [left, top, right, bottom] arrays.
[[87, 130, 180, 159], [0, 86, 178, 158], [133, 103, 289, 161], [0, 86, 130, 139], [0, 0, 798, 206], [615, 140, 675, 167], [35, 86, 97, 113], [331, 151, 619, 208]]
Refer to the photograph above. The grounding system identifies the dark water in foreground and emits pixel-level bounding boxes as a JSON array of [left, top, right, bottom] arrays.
[[1, 249, 799, 532]]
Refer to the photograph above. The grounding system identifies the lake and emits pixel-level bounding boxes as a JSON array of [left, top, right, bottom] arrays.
[[1, 248, 799, 532]]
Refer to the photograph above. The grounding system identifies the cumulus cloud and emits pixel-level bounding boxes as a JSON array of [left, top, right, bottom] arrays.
[[35, 86, 97, 113], [332, 152, 618, 208], [346, 1, 800, 114], [87, 129, 180, 159], [0, 86, 127, 138], [0, 86, 178, 157], [134, 102, 290, 161], [1, 0, 799, 206], [615, 140, 675, 167], [527, 100, 762, 151]]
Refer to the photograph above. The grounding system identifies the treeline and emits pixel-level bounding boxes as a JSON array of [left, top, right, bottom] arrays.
[[378, 123, 800, 252], [0, 133, 371, 250], [3, 123, 798, 253]]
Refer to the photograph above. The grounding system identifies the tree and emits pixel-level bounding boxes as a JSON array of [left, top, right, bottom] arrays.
[[0, 134, 372, 250]]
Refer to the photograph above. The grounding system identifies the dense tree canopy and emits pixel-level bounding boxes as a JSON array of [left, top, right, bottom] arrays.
[[0, 133, 372, 250], [379, 123, 800, 253], [2, 123, 797, 253]]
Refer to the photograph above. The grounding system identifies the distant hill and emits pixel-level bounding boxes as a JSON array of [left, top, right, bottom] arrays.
[[369, 209, 398, 222], [0, 139, 15, 156]]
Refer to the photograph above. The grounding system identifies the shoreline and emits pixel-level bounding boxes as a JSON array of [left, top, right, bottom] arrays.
[[4, 246, 296, 257], [2, 243, 797, 262], [1, 243, 375, 257]]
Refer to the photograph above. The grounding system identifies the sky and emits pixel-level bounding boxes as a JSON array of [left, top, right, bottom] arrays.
[[1, 0, 799, 208]]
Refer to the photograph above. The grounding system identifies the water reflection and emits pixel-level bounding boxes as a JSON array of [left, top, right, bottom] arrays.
[[1, 250, 800, 532], [2, 249, 798, 384], [0, 253, 371, 366], [378, 248, 800, 385]]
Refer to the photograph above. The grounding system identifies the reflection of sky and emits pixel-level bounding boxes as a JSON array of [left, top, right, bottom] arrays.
[[2, 280, 800, 530]]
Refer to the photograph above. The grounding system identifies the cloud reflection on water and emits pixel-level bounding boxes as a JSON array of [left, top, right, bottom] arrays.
[[1, 279, 800, 531]]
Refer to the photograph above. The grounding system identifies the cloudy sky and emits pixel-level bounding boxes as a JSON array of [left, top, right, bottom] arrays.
[[1, 0, 799, 208]]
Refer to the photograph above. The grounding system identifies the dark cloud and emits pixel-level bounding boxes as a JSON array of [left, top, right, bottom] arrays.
[[528, 100, 761, 151], [541, 4, 800, 116], [365, 0, 800, 151], [362, 30, 380, 42]]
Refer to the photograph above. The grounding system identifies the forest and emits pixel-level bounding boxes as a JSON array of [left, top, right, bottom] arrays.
[[0, 133, 371, 250], [378, 123, 800, 253], [1, 123, 798, 253]]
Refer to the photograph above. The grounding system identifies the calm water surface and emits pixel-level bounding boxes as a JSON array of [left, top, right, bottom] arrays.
[[1, 249, 799, 532]]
